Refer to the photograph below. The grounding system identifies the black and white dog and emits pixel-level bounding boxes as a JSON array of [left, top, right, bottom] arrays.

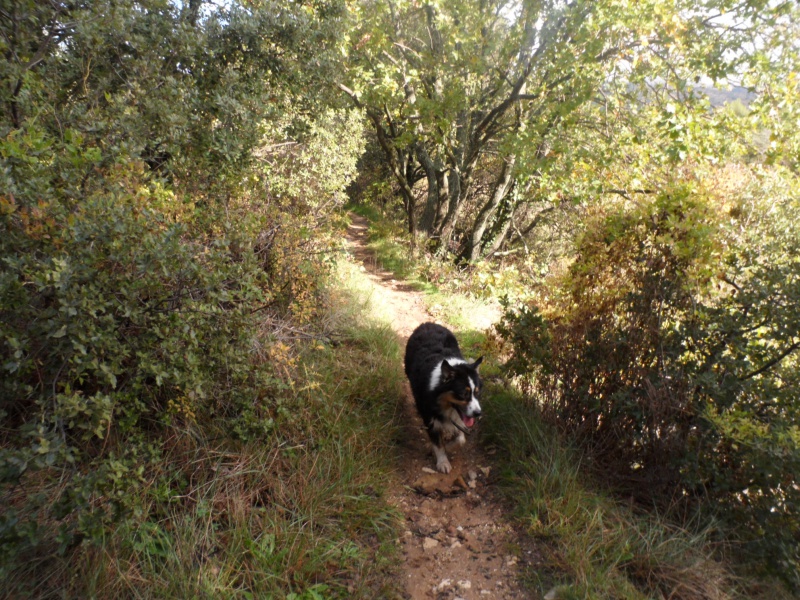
[[404, 323, 483, 473]]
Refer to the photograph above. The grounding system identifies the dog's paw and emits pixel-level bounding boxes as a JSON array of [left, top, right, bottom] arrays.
[[432, 445, 451, 473]]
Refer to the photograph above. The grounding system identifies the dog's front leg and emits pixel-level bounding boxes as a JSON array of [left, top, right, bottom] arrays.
[[432, 443, 451, 473], [428, 426, 452, 473]]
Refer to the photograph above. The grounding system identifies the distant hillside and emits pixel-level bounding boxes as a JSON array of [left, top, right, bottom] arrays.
[[696, 84, 757, 107]]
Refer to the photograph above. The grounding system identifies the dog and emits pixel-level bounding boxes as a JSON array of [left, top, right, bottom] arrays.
[[404, 322, 483, 473]]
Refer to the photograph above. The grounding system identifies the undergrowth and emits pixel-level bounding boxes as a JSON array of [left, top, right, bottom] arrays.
[[2, 257, 406, 599], [481, 387, 795, 600], [348, 204, 792, 600]]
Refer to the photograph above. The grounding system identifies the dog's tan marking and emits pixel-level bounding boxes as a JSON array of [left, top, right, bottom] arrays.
[[437, 391, 467, 410]]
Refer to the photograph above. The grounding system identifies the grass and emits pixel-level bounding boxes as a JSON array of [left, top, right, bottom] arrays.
[[480, 386, 795, 600], [347, 204, 501, 321], [4, 251, 406, 599], [424, 289, 501, 333], [347, 203, 434, 292]]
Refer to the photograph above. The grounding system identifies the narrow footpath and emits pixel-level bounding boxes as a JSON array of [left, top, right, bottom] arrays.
[[346, 214, 529, 600]]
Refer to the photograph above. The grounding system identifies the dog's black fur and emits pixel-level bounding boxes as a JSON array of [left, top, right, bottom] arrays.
[[404, 322, 483, 473]]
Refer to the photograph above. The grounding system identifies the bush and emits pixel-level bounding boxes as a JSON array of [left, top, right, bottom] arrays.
[[0, 146, 275, 571], [498, 181, 800, 586], [0, 0, 366, 591]]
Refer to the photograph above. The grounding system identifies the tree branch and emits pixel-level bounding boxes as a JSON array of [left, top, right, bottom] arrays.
[[337, 83, 363, 108], [740, 341, 800, 381]]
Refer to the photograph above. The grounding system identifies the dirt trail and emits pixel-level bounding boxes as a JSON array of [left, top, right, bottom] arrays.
[[346, 215, 528, 600]]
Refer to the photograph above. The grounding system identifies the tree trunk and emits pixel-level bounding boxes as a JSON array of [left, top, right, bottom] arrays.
[[432, 168, 449, 233], [400, 150, 418, 235], [366, 109, 418, 234], [416, 144, 440, 235], [483, 210, 516, 258], [437, 168, 467, 256], [463, 155, 516, 261]]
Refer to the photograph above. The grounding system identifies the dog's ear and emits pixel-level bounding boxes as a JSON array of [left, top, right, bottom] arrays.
[[471, 356, 483, 370], [441, 360, 455, 382]]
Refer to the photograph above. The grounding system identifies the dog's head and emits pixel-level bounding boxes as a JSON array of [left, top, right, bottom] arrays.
[[439, 357, 483, 428]]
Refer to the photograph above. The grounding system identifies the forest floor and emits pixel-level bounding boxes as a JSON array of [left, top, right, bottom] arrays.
[[345, 214, 532, 600]]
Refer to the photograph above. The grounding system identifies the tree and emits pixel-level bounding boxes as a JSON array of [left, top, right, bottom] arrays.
[[343, 0, 798, 261]]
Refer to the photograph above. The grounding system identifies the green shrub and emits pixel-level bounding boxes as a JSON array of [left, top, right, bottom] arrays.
[[498, 183, 800, 586], [0, 151, 276, 571], [0, 1, 366, 592]]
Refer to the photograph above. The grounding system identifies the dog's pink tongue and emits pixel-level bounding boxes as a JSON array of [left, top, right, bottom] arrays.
[[463, 416, 475, 428]]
